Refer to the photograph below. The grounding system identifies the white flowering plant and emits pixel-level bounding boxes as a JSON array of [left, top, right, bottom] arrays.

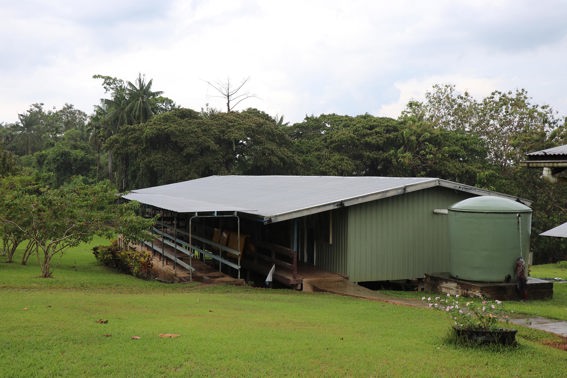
[[423, 294, 510, 331]]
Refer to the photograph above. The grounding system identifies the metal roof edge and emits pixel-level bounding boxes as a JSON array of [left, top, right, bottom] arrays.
[[520, 160, 567, 168], [437, 179, 532, 207], [264, 179, 439, 223], [540, 221, 567, 238], [122, 192, 256, 214], [340, 179, 438, 207], [263, 203, 342, 224]]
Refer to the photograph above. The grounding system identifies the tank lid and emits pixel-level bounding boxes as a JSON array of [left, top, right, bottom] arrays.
[[449, 196, 531, 213]]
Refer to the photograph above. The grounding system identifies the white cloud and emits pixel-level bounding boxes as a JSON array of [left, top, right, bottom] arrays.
[[1, 0, 567, 124], [378, 76, 505, 118]]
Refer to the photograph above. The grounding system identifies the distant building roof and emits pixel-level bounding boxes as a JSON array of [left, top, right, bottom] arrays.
[[123, 175, 527, 223], [527, 145, 567, 157], [522, 145, 567, 168], [540, 222, 567, 238]]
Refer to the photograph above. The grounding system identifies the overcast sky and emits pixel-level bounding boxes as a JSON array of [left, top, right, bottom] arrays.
[[2, 0, 567, 124]]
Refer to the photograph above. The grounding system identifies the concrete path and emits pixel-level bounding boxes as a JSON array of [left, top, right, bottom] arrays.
[[306, 277, 567, 338], [509, 317, 567, 337]]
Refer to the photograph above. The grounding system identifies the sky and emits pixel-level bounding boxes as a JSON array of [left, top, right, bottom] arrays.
[[2, 0, 567, 124]]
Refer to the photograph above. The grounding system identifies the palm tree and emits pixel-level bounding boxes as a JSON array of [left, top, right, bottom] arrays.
[[15, 104, 45, 155], [125, 73, 163, 124]]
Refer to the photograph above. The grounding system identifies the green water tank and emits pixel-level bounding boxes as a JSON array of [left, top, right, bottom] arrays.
[[448, 196, 532, 282]]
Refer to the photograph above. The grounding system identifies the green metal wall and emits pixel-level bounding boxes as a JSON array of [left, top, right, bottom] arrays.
[[345, 188, 471, 282]]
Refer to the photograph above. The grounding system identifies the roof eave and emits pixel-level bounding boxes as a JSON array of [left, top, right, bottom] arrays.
[[520, 160, 567, 168], [263, 179, 439, 223]]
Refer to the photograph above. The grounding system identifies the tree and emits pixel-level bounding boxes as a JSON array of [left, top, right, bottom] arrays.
[[105, 108, 219, 188], [475, 89, 555, 169], [92, 73, 175, 187], [400, 84, 559, 170], [35, 129, 97, 187], [0, 175, 37, 263], [394, 117, 491, 185], [105, 108, 300, 189], [289, 114, 404, 176], [125, 73, 164, 124], [47, 104, 89, 141], [0, 176, 154, 277], [210, 109, 299, 175], [0, 145, 19, 177], [400, 84, 478, 132], [10, 103, 47, 156], [206, 77, 254, 112]]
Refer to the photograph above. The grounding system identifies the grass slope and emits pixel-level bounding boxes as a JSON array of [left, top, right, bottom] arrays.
[[1, 239, 566, 377]]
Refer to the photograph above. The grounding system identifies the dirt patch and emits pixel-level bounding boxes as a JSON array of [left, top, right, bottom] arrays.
[[543, 337, 567, 351]]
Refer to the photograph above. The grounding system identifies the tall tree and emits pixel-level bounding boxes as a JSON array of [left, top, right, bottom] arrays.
[[211, 109, 299, 175], [401, 84, 559, 170], [105, 108, 218, 188], [0, 145, 19, 177], [125, 73, 164, 124], [289, 114, 405, 176], [11, 103, 47, 156], [105, 108, 299, 189], [35, 129, 96, 187], [92, 73, 174, 187], [392, 118, 490, 185], [39, 104, 88, 143], [475, 89, 556, 169], [206, 77, 254, 112]]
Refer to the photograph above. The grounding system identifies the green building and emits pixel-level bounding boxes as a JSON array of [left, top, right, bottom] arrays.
[[124, 176, 529, 287]]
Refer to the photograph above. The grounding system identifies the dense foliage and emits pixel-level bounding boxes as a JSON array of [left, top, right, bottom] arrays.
[[1, 76, 567, 263], [0, 175, 154, 277], [92, 239, 155, 279]]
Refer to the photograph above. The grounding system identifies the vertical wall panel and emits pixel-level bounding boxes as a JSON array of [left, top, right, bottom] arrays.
[[312, 208, 349, 276], [346, 188, 471, 282]]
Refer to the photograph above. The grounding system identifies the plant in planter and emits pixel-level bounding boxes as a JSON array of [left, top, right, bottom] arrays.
[[423, 294, 517, 346]]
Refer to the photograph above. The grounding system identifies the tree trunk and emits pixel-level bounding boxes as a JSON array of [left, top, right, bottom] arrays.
[[40, 247, 53, 278], [2, 237, 19, 263], [107, 150, 113, 181], [21, 240, 37, 265], [6, 242, 18, 263]]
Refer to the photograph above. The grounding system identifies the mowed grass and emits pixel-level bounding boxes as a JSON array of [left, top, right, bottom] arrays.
[[380, 263, 567, 322], [1, 239, 567, 377], [503, 263, 567, 321]]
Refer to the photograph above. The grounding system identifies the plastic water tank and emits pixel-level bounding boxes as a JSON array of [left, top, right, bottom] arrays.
[[448, 196, 531, 282]]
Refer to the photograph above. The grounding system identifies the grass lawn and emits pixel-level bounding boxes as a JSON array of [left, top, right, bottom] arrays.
[[1, 239, 566, 377], [504, 263, 567, 321]]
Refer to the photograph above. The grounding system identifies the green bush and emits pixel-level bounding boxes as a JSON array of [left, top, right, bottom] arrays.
[[93, 239, 154, 280], [556, 261, 567, 269]]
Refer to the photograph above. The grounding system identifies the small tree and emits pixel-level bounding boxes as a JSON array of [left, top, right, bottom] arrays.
[[0, 175, 37, 263], [0, 176, 154, 277], [206, 77, 254, 112]]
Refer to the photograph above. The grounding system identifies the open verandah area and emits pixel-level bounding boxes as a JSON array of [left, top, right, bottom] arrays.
[[127, 208, 345, 291]]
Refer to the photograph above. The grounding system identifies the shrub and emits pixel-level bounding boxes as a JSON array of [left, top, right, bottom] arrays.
[[93, 240, 155, 280], [423, 294, 510, 331]]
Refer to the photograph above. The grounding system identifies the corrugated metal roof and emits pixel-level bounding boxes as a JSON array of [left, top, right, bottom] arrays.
[[522, 145, 567, 168], [527, 145, 567, 157], [540, 222, 567, 238], [121, 192, 251, 213], [123, 175, 526, 223]]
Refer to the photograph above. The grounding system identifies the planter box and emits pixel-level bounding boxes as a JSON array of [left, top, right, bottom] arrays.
[[453, 326, 517, 346]]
